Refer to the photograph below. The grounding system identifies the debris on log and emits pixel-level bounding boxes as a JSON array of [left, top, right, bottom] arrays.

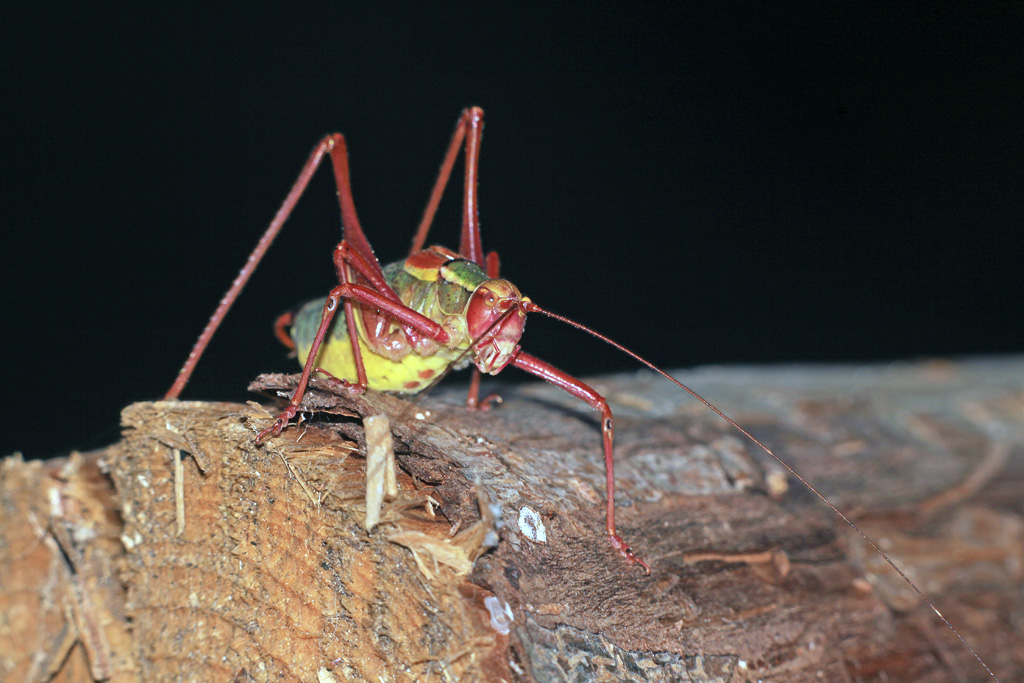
[[2, 358, 1024, 682]]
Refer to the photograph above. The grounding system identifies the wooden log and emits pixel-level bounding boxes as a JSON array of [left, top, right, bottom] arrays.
[[2, 359, 1023, 681]]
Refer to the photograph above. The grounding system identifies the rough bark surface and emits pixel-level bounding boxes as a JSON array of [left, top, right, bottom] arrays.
[[2, 358, 1023, 682]]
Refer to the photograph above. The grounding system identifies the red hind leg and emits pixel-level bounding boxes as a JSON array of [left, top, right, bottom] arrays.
[[165, 136, 340, 399], [409, 107, 486, 266], [166, 128, 398, 399]]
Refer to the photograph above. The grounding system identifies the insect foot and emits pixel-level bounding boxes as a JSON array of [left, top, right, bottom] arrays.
[[466, 392, 502, 411], [255, 409, 297, 444], [610, 532, 651, 574], [313, 368, 367, 395]]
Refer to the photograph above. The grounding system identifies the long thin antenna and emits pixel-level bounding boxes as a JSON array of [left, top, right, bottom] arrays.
[[524, 301, 999, 682]]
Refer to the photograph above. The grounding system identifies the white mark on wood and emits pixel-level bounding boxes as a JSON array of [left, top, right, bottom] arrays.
[[47, 485, 62, 518], [317, 667, 340, 683], [119, 531, 143, 550], [484, 595, 514, 634], [483, 500, 504, 548], [766, 468, 789, 497], [517, 506, 547, 543]]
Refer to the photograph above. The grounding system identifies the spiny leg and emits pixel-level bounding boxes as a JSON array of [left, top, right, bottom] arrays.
[[166, 136, 338, 399], [410, 111, 467, 256], [511, 351, 650, 574], [167, 130, 389, 399], [410, 107, 486, 266], [457, 107, 485, 265], [404, 107, 497, 411], [325, 135, 389, 284], [334, 241, 402, 304]]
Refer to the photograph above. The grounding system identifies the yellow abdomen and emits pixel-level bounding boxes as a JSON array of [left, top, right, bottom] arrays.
[[292, 297, 467, 394]]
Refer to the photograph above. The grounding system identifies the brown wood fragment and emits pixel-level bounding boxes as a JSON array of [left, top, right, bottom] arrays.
[[0, 452, 136, 682], [2, 358, 1024, 681]]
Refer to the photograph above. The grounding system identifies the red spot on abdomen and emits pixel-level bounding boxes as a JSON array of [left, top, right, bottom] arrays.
[[404, 381, 421, 390], [418, 369, 436, 379]]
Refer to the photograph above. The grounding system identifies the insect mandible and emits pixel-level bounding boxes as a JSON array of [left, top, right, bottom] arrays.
[[165, 107, 999, 679]]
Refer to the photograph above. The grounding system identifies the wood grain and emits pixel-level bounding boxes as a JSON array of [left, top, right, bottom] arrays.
[[2, 358, 1023, 681]]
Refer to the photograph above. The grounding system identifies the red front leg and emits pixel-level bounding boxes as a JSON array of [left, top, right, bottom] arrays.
[[273, 311, 296, 351], [465, 249, 504, 411], [511, 351, 650, 574]]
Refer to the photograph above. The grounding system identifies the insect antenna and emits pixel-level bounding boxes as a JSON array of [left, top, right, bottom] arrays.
[[524, 301, 999, 682]]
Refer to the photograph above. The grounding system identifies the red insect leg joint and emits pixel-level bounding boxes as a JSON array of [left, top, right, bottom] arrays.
[[517, 506, 547, 543]]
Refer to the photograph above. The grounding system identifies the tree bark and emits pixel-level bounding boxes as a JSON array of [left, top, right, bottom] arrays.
[[2, 359, 1022, 682]]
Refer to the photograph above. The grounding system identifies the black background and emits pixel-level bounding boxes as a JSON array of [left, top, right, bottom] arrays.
[[3, 4, 1022, 459]]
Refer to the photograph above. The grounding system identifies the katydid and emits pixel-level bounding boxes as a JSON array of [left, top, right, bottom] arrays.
[[165, 107, 999, 680]]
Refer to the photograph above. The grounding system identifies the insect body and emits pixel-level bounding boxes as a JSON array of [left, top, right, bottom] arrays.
[[166, 107, 999, 679], [166, 107, 647, 570], [289, 246, 526, 394]]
